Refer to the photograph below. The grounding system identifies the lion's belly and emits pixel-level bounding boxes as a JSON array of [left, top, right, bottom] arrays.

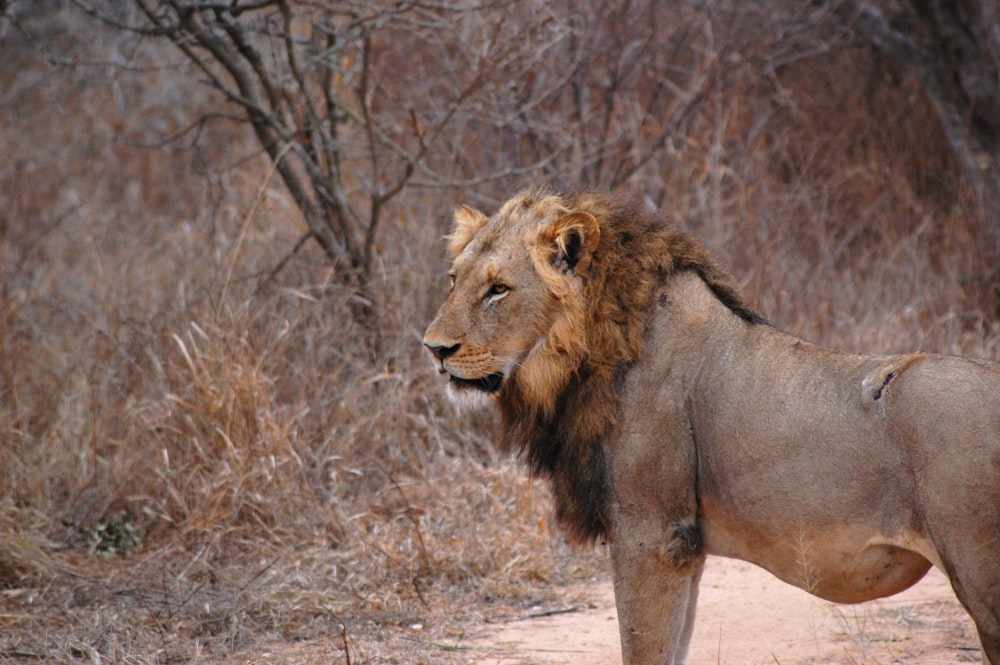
[[701, 515, 936, 603]]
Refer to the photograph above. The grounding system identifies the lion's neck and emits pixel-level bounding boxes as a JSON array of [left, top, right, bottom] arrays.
[[493, 212, 759, 543], [498, 363, 621, 543]]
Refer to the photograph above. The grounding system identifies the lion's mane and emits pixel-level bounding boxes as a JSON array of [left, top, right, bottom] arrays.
[[497, 191, 759, 543]]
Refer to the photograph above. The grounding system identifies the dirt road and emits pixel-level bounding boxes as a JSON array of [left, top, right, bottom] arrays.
[[471, 557, 979, 665]]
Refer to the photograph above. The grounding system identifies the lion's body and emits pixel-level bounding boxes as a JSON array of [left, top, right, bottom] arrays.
[[424, 189, 1000, 664]]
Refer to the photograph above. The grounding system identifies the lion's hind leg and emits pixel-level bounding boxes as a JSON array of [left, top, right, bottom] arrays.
[[946, 572, 1000, 665], [890, 357, 1000, 663], [924, 495, 1000, 663], [986, 617, 1000, 665], [936, 549, 1000, 665], [923, 496, 1000, 664]]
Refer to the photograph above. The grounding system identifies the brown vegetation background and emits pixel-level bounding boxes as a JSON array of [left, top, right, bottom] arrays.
[[1, 1, 998, 662]]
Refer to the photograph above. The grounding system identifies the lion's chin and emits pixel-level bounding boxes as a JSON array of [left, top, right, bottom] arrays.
[[446, 372, 504, 410]]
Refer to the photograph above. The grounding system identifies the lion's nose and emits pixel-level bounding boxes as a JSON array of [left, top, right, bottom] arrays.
[[425, 341, 460, 361]]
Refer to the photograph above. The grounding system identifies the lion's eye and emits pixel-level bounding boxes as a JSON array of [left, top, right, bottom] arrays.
[[485, 282, 510, 302], [448, 273, 456, 291]]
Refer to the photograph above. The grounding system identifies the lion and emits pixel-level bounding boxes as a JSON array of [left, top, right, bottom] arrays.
[[423, 188, 1000, 665]]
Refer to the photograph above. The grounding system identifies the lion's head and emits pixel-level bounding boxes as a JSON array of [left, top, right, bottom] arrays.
[[424, 189, 756, 541], [423, 191, 601, 414]]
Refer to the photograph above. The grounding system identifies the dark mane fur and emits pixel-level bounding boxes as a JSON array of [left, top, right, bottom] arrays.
[[497, 191, 758, 543]]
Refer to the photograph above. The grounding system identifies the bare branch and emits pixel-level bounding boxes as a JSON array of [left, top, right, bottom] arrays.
[[847, 2, 986, 178]]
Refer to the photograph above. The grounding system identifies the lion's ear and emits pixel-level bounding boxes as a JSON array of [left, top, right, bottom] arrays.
[[447, 205, 488, 259], [547, 212, 601, 274]]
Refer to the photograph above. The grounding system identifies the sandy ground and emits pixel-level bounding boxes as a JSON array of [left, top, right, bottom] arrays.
[[470, 557, 981, 665]]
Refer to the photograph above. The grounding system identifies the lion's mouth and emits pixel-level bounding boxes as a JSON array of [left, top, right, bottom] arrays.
[[449, 372, 504, 393]]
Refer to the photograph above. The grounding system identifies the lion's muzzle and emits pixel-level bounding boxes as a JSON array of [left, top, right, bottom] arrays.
[[423, 340, 505, 393]]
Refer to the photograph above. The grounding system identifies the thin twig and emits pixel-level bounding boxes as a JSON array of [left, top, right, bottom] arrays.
[[323, 608, 353, 665], [502, 605, 581, 622], [387, 476, 432, 575], [216, 141, 292, 319], [253, 230, 316, 295]]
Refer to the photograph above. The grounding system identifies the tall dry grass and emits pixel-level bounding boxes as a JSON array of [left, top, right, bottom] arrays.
[[1, 4, 998, 663]]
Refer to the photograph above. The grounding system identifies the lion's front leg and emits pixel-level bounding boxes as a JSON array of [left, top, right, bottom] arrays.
[[610, 519, 706, 665]]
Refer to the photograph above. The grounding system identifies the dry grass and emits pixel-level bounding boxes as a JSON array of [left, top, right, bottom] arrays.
[[1, 5, 998, 664]]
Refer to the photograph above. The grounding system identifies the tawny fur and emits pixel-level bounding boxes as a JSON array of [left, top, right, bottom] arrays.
[[424, 188, 1000, 665]]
